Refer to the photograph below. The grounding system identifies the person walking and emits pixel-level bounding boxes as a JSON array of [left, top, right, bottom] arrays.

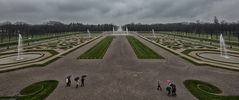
[[157, 80, 162, 91], [66, 75, 71, 87], [170, 83, 177, 96], [75, 77, 80, 88], [65, 77, 69, 87], [81, 75, 86, 87], [166, 84, 171, 96], [165, 80, 172, 96]]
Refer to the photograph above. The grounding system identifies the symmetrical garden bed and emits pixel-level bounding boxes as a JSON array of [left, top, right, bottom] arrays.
[[184, 80, 239, 100], [0, 80, 58, 100], [78, 36, 113, 59], [127, 36, 163, 59], [0, 34, 101, 72]]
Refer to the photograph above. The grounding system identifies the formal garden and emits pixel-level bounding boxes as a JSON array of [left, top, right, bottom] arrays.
[[137, 32, 239, 71], [0, 32, 101, 72], [0, 22, 239, 100]]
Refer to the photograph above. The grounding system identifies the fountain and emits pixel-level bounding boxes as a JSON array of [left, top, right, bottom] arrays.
[[188, 34, 239, 68], [0, 34, 45, 65], [87, 29, 91, 38], [112, 26, 128, 35], [152, 29, 156, 38], [219, 34, 229, 58], [113, 27, 115, 34], [126, 27, 129, 35], [16, 34, 24, 60], [117, 26, 123, 32]]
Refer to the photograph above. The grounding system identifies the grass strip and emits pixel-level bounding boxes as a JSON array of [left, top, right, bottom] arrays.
[[127, 36, 163, 59], [78, 36, 113, 59]]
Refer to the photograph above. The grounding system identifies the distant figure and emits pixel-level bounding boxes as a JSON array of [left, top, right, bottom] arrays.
[[165, 80, 173, 96], [81, 75, 87, 87], [170, 83, 177, 96], [157, 80, 162, 91], [66, 75, 71, 87], [65, 77, 68, 87], [166, 84, 171, 96], [74, 77, 80, 88]]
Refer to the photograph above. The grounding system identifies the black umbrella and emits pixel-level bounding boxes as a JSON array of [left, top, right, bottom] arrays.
[[82, 75, 87, 78], [74, 77, 80, 81]]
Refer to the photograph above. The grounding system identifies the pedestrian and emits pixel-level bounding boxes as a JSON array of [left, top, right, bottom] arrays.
[[75, 77, 80, 88], [66, 75, 71, 87], [157, 80, 162, 91], [165, 80, 172, 96], [81, 75, 86, 87], [170, 83, 177, 96], [65, 77, 69, 87], [166, 85, 171, 96]]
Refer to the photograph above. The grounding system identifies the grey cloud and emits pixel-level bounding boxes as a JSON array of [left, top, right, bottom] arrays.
[[0, 0, 238, 24], [0, 1, 40, 14], [138, 0, 221, 18]]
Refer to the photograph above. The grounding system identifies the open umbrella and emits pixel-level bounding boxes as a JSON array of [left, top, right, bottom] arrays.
[[82, 75, 87, 78], [74, 77, 80, 81], [165, 80, 172, 85]]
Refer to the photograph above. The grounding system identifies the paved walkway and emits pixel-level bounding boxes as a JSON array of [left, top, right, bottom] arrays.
[[0, 34, 239, 100]]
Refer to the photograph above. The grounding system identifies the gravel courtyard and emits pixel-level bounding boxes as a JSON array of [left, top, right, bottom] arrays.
[[0, 34, 239, 100]]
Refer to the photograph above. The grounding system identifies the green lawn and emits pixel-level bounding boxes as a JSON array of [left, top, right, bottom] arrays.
[[0, 80, 58, 100], [184, 80, 239, 100], [78, 36, 113, 59], [127, 36, 163, 59]]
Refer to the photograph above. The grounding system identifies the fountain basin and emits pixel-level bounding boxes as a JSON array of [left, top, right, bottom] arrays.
[[185, 49, 239, 70], [0, 50, 57, 72], [0, 53, 44, 65], [197, 52, 239, 64]]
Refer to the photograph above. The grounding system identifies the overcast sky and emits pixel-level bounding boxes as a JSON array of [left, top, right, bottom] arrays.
[[0, 0, 239, 24]]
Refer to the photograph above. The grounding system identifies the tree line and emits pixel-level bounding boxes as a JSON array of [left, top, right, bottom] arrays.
[[123, 17, 239, 42], [1, 16, 239, 43], [0, 21, 115, 43]]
